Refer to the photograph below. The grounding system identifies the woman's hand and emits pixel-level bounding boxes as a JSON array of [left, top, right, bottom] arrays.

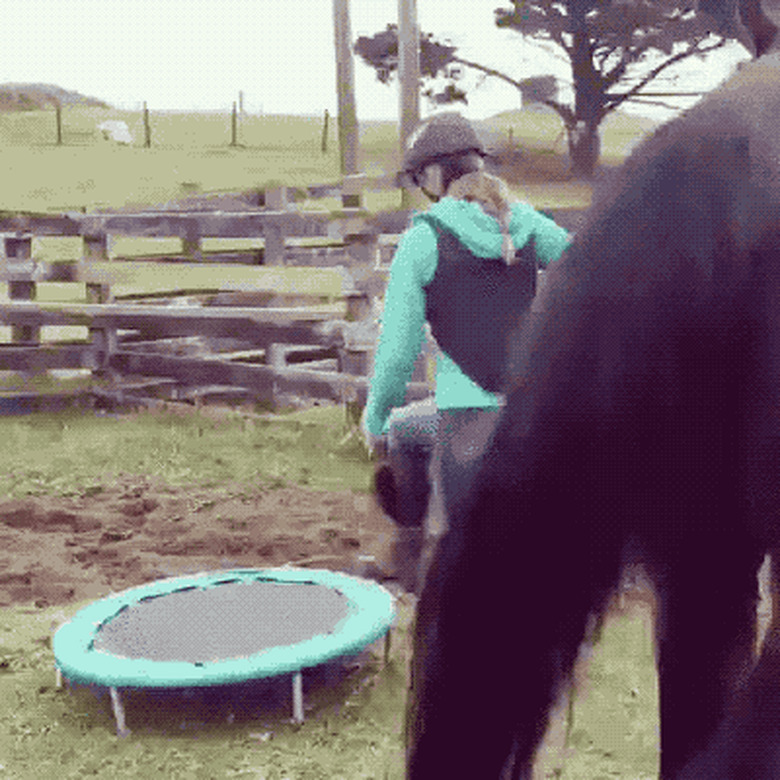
[[360, 406, 388, 458]]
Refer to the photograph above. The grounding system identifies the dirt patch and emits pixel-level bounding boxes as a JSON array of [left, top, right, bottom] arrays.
[[0, 476, 397, 608]]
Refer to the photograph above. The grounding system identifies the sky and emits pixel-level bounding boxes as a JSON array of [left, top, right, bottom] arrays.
[[0, 0, 754, 123]]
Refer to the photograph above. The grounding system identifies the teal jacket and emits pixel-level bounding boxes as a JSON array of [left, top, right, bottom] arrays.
[[363, 197, 570, 437]]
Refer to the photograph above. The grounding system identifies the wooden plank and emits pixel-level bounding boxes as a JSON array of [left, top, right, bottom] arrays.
[[84, 262, 351, 300], [0, 214, 81, 235], [0, 302, 337, 344], [272, 365, 430, 406], [77, 211, 330, 239], [109, 351, 430, 407], [109, 351, 276, 404], [0, 344, 90, 371]]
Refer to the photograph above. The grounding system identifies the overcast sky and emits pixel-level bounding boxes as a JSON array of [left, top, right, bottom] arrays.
[[0, 0, 752, 122]]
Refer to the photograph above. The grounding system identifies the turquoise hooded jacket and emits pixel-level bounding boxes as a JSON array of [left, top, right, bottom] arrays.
[[363, 197, 570, 437]]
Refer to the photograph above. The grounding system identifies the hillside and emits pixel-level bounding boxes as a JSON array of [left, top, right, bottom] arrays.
[[0, 83, 109, 111]]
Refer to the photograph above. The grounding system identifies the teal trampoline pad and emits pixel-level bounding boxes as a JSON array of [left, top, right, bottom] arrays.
[[53, 568, 396, 689]]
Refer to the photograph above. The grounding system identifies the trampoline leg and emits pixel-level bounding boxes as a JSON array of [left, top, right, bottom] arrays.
[[109, 687, 131, 738], [55, 667, 62, 689], [292, 671, 304, 724], [384, 629, 392, 665]]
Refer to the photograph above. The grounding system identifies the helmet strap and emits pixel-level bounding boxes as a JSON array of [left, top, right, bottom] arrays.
[[416, 163, 445, 202]]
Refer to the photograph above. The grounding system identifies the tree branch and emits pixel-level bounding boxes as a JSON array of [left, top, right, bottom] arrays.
[[450, 55, 525, 91], [620, 96, 697, 111], [451, 54, 574, 124], [602, 37, 728, 111]]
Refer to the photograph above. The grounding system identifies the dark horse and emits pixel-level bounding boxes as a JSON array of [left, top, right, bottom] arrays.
[[406, 2, 780, 778]]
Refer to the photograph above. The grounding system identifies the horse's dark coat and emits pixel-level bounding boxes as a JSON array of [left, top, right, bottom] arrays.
[[407, 52, 780, 779]]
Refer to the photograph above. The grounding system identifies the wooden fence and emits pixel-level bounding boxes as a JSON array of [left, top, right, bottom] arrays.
[[0, 187, 583, 412], [0, 197, 430, 410]]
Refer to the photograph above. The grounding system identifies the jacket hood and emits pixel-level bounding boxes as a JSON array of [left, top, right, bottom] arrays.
[[411, 171, 528, 262]]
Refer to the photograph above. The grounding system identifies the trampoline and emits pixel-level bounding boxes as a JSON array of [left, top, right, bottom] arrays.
[[53, 568, 396, 735]]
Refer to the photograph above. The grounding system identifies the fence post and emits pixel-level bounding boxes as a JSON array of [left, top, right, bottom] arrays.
[[343, 227, 379, 268], [88, 322, 117, 374], [9, 278, 40, 345], [230, 102, 238, 147], [83, 234, 110, 261], [55, 102, 63, 146], [181, 220, 202, 261], [86, 281, 115, 374], [143, 102, 151, 148], [321, 109, 329, 153], [267, 343, 287, 409], [262, 191, 288, 266], [263, 223, 285, 265], [86, 281, 112, 304], [2, 235, 40, 344], [341, 173, 365, 210]]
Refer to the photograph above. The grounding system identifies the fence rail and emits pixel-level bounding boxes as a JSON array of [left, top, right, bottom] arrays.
[[0, 195, 585, 412]]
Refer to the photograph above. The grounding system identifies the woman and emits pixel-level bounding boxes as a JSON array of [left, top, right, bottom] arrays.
[[363, 112, 570, 591]]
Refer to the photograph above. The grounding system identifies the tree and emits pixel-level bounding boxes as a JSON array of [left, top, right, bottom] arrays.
[[354, 1, 750, 178]]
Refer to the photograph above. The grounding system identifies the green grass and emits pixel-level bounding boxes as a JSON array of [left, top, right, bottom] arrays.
[[0, 102, 665, 775], [555, 612, 659, 779], [0, 405, 374, 498], [0, 407, 662, 777], [0, 108, 344, 213], [0, 593, 412, 779], [484, 108, 659, 165], [0, 105, 655, 214], [0, 406, 406, 778]]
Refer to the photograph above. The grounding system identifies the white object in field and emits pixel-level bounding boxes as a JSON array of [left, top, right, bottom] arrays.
[[97, 120, 133, 145]]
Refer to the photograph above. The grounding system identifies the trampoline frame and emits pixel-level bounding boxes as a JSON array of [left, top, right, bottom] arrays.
[[53, 567, 396, 735]]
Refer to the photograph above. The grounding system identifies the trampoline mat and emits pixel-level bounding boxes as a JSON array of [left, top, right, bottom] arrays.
[[92, 580, 351, 663]]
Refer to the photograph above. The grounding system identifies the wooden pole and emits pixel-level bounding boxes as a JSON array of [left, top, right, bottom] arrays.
[[55, 101, 63, 146], [230, 102, 238, 147], [321, 109, 329, 153], [143, 102, 151, 148], [332, 0, 359, 175], [398, 0, 420, 206]]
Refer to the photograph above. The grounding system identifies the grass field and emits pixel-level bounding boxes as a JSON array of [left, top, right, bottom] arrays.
[[0, 104, 668, 776], [0, 105, 658, 214], [0, 405, 373, 498], [0, 406, 659, 779]]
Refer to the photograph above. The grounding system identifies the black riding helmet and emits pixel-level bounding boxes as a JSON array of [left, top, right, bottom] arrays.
[[401, 113, 486, 189]]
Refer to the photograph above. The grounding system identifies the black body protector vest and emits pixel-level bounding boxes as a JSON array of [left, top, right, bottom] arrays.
[[423, 221, 537, 393]]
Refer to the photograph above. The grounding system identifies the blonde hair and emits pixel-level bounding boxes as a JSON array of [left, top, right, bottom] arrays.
[[446, 171, 521, 265]]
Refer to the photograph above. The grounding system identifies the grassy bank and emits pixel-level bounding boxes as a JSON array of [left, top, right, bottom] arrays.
[[0, 583, 658, 778], [0, 405, 373, 499], [0, 593, 413, 779], [0, 406, 661, 778], [0, 106, 657, 213]]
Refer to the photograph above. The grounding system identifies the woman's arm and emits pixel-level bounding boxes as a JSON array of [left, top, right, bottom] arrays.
[[363, 222, 438, 437]]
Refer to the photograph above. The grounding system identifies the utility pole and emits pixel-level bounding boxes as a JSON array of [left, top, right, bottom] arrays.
[[398, 0, 420, 204], [398, 0, 420, 152], [332, 0, 358, 175]]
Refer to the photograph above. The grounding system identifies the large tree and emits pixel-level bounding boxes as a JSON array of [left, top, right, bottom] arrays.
[[355, 1, 752, 178]]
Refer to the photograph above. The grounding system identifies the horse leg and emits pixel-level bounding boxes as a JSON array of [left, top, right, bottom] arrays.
[[407, 493, 624, 779], [650, 535, 763, 778]]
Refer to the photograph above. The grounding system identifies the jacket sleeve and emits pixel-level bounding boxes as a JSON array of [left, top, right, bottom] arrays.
[[527, 207, 571, 267], [363, 222, 438, 437]]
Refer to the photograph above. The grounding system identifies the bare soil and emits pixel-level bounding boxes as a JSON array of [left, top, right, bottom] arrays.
[[0, 477, 397, 608]]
